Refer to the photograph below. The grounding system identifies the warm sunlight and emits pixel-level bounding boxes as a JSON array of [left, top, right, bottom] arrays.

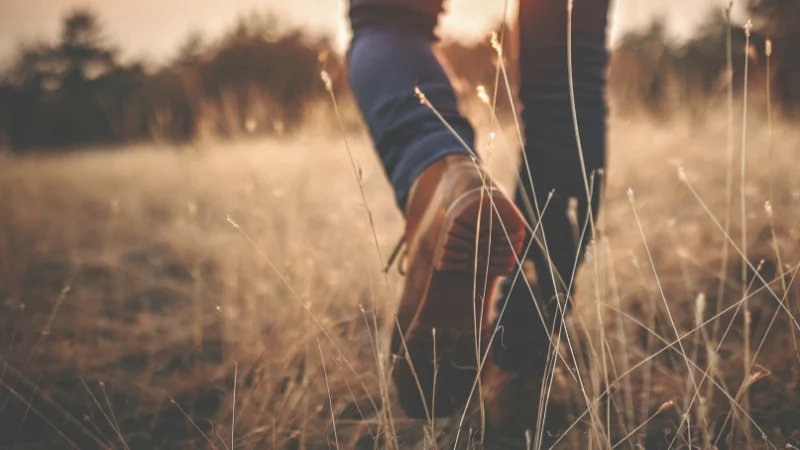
[[1, 0, 797, 448]]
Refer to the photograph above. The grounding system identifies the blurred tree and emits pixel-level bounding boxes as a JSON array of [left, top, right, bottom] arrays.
[[611, 18, 676, 114], [10, 9, 118, 92], [200, 21, 337, 135], [673, 7, 758, 100], [749, 0, 800, 112], [57, 10, 117, 87], [10, 10, 117, 91], [4, 9, 122, 149], [609, 7, 768, 118], [750, 0, 800, 38], [174, 31, 206, 67], [0, 8, 456, 150], [0, 84, 10, 148], [8, 43, 57, 91]]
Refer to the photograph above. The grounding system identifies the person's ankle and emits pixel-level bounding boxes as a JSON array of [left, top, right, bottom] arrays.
[[492, 279, 554, 372]]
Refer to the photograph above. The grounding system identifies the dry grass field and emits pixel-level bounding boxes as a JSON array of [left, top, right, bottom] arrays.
[[1, 107, 799, 449]]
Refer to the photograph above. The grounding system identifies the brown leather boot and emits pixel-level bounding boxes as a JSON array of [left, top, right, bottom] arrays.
[[481, 358, 571, 448], [483, 360, 545, 439], [391, 154, 527, 419]]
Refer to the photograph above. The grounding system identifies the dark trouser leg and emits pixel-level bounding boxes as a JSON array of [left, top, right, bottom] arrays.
[[495, 0, 610, 372]]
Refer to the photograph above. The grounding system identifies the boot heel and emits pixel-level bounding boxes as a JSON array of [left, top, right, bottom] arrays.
[[434, 188, 526, 276]]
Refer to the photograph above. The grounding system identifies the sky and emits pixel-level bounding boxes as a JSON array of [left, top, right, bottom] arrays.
[[0, 0, 743, 67]]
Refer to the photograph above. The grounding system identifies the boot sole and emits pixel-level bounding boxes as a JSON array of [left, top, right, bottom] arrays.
[[393, 187, 527, 419]]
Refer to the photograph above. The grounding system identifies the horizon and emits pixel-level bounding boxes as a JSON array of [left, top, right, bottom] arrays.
[[0, 0, 744, 69]]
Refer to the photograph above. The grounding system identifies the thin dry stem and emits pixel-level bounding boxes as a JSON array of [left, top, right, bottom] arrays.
[[317, 339, 340, 450]]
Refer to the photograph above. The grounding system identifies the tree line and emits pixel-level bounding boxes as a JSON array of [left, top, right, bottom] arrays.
[[0, 3, 796, 153], [609, 3, 799, 119], [0, 11, 346, 151]]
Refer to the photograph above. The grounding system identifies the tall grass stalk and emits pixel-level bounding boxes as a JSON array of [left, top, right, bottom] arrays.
[[739, 21, 753, 443], [552, 258, 800, 448], [0, 284, 73, 418], [169, 396, 222, 450], [762, 39, 799, 359], [604, 306, 773, 448], [321, 69, 399, 448], [713, 0, 735, 366], [668, 265, 763, 449], [226, 217, 385, 444], [567, 2, 612, 443], [80, 379, 131, 450], [627, 187, 700, 406], [317, 339, 340, 450], [231, 362, 237, 450], [489, 32, 541, 224], [602, 236, 635, 438], [707, 8, 736, 428], [679, 171, 800, 329]]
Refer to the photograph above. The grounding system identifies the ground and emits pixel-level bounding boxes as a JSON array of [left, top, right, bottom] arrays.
[[1, 111, 799, 449]]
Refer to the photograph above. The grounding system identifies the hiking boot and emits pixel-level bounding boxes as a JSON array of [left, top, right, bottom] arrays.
[[482, 362, 541, 448], [391, 154, 527, 419], [491, 274, 556, 373], [482, 358, 570, 449], [483, 243, 570, 445], [490, 189, 579, 374]]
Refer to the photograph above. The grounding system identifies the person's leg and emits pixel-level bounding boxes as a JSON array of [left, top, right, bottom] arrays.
[[348, 0, 473, 209], [493, 0, 610, 372], [348, 0, 528, 419]]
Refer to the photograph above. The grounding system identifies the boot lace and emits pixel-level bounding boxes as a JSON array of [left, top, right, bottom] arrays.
[[383, 235, 407, 275]]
